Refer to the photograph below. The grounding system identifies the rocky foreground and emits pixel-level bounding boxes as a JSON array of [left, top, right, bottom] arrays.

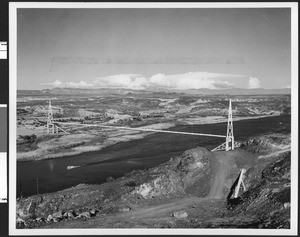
[[16, 133, 291, 229]]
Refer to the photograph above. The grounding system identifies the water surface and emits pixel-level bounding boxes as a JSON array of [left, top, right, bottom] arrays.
[[17, 115, 290, 197]]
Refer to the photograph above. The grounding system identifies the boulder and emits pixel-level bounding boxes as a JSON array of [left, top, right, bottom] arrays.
[[16, 217, 25, 224], [63, 210, 76, 219], [46, 215, 53, 222], [172, 211, 188, 219], [76, 211, 91, 219], [35, 196, 43, 205], [89, 209, 98, 216], [119, 207, 131, 212], [132, 171, 185, 199], [35, 217, 45, 222], [52, 211, 63, 219]]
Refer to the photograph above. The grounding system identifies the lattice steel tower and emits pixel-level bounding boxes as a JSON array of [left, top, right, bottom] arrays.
[[225, 99, 234, 151], [47, 100, 56, 134], [211, 99, 241, 152]]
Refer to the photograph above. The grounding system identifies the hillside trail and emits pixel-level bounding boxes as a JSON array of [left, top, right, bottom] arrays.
[[207, 151, 236, 198], [117, 151, 236, 221], [47, 150, 239, 228]]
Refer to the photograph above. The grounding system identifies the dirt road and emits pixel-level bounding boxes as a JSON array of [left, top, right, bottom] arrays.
[[112, 151, 239, 224], [46, 150, 242, 228], [208, 151, 238, 198]]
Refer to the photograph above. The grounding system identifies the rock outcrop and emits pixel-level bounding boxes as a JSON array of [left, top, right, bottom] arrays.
[[226, 151, 291, 228], [243, 133, 291, 154]]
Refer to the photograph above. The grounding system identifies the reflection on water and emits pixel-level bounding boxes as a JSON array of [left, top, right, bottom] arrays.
[[126, 159, 141, 165], [17, 115, 291, 197], [48, 160, 54, 173]]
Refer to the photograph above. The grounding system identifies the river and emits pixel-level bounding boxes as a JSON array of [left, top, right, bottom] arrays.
[[17, 115, 291, 197]]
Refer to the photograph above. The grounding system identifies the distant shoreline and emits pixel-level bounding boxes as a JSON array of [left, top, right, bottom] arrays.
[[17, 87, 291, 96]]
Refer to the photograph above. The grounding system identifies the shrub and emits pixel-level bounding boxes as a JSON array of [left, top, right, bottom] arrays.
[[105, 176, 115, 183], [125, 181, 137, 187], [103, 187, 120, 201]]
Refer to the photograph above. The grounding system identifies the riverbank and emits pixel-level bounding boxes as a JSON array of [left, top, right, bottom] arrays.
[[177, 114, 279, 125], [17, 122, 175, 162], [17, 114, 280, 162]]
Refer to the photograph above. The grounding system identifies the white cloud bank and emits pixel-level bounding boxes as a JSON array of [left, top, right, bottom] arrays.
[[248, 77, 261, 89], [43, 79, 94, 88], [148, 72, 239, 90], [94, 74, 148, 90], [43, 72, 259, 90]]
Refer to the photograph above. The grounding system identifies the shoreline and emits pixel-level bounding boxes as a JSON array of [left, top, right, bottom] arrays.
[[17, 114, 281, 162]]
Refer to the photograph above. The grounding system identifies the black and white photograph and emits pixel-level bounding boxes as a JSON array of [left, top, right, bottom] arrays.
[[8, 2, 298, 235]]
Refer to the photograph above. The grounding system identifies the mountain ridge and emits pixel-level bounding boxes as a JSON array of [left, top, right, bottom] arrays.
[[18, 87, 291, 96]]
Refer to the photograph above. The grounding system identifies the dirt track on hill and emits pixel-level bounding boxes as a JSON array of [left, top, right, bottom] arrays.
[[46, 150, 244, 228], [208, 151, 238, 198], [112, 151, 239, 223]]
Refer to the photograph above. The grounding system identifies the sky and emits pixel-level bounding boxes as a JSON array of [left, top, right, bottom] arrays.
[[17, 7, 291, 90]]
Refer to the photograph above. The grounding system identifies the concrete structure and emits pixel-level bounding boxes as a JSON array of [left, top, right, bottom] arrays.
[[234, 168, 247, 198]]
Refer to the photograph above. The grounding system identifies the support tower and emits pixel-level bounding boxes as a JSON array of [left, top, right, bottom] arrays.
[[225, 99, 234, 151], [46, 100, 57, 134], [211, 99, 241, 152]]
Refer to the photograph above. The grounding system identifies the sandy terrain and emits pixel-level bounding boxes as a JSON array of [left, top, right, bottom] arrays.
[[177, 114, 279, 125]]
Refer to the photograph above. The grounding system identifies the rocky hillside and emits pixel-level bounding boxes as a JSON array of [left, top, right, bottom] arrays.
[[243, 133, 291, 154], [16, 133, 291, 229], [203, 151, 291, 228], [230, 151, 291, 228], [16, 148, 213, 228]]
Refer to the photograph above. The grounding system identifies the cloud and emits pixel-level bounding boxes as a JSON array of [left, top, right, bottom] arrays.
[[94, 74, 149, 90], [149, 72, 240, 90], [42, 80, 93, 88], [52, 80, 62, 87], [248, 77, 261, 89], [42, 72, 251, 90]]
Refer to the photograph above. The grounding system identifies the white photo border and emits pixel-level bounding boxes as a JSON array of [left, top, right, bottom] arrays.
[[9, 2, 298, 235]]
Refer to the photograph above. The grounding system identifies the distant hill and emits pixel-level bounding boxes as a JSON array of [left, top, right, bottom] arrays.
[[17, 87, 291, 96], [180, 88, 291, 95]]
